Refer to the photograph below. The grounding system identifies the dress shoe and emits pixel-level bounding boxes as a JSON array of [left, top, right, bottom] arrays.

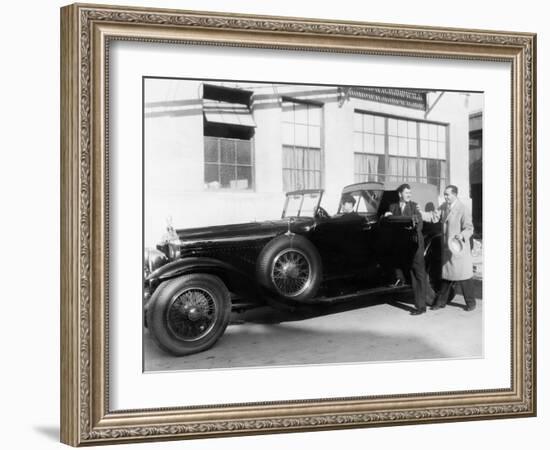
[[410, 308, 426, 315], [464, 304, 476, 312], [430, 304, 446, 311]]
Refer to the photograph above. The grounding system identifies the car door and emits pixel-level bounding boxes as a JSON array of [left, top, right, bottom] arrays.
[[309, 212, 371, 278], [375, 215, 419, 273]]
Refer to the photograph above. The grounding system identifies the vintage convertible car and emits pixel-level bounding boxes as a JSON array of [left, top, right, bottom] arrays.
[[144, 182, 444, 356]]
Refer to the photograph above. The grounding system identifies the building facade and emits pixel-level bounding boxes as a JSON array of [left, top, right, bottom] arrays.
[[144, 79, 482, 246]]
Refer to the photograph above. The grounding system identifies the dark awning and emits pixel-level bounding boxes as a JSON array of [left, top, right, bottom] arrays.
[[203, 99, 256, 128]]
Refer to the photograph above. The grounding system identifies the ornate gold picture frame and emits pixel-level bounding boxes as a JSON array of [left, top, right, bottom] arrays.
[[60, 3, 536, 446]]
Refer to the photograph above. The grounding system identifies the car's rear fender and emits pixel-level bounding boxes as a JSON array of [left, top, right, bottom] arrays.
[[145, 257, 255, 298]]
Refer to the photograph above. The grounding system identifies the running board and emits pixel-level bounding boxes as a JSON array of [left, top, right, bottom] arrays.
[[230, 284, 412, 311], [311, 284, 411, 304]]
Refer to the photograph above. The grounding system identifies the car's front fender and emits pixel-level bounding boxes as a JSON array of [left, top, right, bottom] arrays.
[[145, 256, 255, 297]]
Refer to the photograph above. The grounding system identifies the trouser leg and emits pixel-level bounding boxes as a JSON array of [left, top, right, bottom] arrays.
[[435, 279, 453, 307], [410, 251, 427, 310], [459, 278, 476, 308], [410, 270, 426, 310]]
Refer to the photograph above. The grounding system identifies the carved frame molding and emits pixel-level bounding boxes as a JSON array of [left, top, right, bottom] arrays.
[[61, 3, 536, 446]]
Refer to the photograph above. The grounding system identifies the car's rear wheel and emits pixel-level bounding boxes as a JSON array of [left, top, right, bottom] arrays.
[[146, 274, 231, 356], [257, 234, 322, 302]]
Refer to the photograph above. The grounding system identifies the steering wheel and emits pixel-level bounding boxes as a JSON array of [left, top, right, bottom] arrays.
[[315, 206, 330, 219]]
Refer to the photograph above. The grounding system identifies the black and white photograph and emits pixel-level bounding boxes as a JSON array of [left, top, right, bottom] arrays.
[[142, 78, 484, 372]]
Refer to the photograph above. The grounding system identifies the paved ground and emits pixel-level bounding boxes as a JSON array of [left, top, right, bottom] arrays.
[[144, 284, 483, 372]]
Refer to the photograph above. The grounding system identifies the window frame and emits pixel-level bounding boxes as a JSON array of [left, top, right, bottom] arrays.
[[201, 83, 257, 192], [203, 135, 256, 191], [353, 108, 450, 190], [281, 98, 324, 192]]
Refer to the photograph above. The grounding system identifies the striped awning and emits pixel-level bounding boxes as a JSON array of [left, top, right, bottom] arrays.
[[203, 99, 256, 127]]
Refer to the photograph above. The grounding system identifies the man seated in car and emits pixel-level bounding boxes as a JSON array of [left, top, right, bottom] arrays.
[[340, 194, 357, 214]]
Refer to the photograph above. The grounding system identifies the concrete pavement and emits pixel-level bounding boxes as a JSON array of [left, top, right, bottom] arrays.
[[144, 292, 483, 372]]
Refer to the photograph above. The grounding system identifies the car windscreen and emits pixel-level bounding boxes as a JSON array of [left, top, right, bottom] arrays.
[[338, 189, 383, 214], [283, 192, 322, 217], [360, 189, 383, 214]]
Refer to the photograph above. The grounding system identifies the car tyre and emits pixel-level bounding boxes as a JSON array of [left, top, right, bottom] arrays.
[[147, 274, 231, 356], [256, 234, 322, 302]]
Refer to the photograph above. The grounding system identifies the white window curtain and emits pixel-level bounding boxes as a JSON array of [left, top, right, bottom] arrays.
[[354, 153, 380, 182], [388, 157, 416, 182], [283, 146, 321, 191], [419, 158, 447, 188], [419, 159, 427, 182]]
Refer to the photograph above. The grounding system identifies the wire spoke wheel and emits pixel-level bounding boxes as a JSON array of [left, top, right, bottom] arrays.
[[166, 287, 218, 342], [271, 248, 312, 297]]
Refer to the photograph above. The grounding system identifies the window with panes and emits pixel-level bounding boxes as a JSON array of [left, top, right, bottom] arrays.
[[354, 111, 448, 192], [203, 84, 255, 190], [204, 137, 253, 190], [282, 100, 322, 191]]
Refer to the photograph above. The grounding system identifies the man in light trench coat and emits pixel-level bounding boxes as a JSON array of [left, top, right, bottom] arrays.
[[421, 185, 476, 311]]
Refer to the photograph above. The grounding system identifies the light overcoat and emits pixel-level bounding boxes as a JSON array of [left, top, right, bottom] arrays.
[[437, 200, 474, 281]]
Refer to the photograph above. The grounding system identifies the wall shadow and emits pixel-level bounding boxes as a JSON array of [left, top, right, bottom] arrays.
[[33, 425, 59, 441]]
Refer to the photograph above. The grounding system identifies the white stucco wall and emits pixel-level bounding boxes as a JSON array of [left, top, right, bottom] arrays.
[[323, 99, 355, 212], [425, 91, 472, 207], [467, 92, 485, 115]]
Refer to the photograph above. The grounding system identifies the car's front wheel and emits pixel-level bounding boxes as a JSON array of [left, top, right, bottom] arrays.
[[146, 274, 231, 356]]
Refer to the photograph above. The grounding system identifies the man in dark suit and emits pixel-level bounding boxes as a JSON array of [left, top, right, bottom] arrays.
[[385, 183, 428, 315]]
